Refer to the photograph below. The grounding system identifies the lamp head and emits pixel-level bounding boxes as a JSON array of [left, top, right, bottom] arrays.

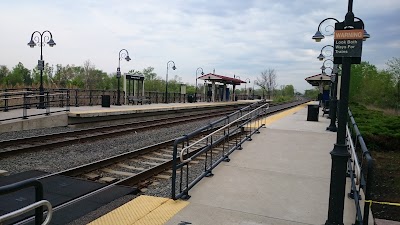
[[312, 30, 325, 42], [172, 65, 176, 70], [317, 53, 325, 61], [320, 65, 326, 71], [47, 38, 56, 47], [27, 40, 36, 48], [125, 55, 131, 61], [363, 29, 370, 41], [201, 71, 204, 75]]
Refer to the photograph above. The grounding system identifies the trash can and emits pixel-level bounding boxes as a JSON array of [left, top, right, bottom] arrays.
[[101, 95, 110, 107], [307, 104, 319, 121], [187, 95, 194, 103]]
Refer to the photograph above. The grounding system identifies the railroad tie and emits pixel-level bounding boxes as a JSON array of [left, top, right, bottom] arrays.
[[153, 152, 172, 157], [117, 163, 146, 171], [84, 173, 101, 180], [101, 168, 136, 177], [141, 156, 170, 162], [130, 159, 160, 166], [99, 177, 118, 183]]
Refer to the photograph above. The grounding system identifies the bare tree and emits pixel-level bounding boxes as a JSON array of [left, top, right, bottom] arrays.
[[386, 57, 400, 114], [83, 60, 100, 90], [257, 68, 277, 99]]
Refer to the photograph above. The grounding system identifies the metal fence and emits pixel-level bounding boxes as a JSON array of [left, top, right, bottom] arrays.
[[0, 89, 70, 122], [171, 100, 269, 200], [346, 108, 374, 225]]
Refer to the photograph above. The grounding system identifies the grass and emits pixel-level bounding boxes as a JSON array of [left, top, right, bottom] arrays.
[[349, 102, 400, 221]]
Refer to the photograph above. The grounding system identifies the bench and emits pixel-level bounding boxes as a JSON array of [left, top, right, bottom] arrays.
[[128, 96, 151, 105]]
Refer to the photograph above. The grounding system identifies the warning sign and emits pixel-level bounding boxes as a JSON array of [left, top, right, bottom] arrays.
[[333, 29, 363, 58]]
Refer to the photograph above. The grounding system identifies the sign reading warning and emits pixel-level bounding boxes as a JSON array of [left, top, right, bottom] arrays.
[[333, 29, 363, 58]]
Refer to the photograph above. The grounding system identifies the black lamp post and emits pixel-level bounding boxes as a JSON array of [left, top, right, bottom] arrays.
[[28, 30, 56, 109], [195, 67, 204, 102], [313, 0, 370, 224], [245, 78, 250, 99], [165, 60, 176, 103], [320, 58, 339, 132], [116, 49, 131, 106]]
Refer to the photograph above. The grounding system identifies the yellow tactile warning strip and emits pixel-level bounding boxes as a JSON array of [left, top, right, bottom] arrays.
[[88, 195, 189, 225], [246, 104, 306, 128]]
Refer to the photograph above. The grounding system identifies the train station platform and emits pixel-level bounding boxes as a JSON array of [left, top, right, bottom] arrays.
[[0, 100, 258, 133], [89, 104, 373, 225]]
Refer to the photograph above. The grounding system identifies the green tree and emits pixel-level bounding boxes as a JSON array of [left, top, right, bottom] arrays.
[[31, 63, 54, 87], [304, 88, 319, 100], [386, 57, 400, 113], [0, 65, 10, 86], [8, 62, 31, 86]]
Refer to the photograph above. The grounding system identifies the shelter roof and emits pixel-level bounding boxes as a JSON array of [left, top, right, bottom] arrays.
[[197, 73, 245, 85], [305, 73, 332, 86]]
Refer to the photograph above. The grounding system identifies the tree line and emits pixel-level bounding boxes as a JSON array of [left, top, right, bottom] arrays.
[[0, 61, 297, 101], [303, 57, 400, 112]]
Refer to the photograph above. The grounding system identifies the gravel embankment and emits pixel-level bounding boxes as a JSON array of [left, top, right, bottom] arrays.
[[0, 117, 221, 175]]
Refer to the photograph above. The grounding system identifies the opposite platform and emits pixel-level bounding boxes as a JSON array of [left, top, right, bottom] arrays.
[[0, 100, 259, 133], [163, 104, 371, 225]]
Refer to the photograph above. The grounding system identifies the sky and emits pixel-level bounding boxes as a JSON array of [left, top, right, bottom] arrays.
[[0, 0, 399, 93]]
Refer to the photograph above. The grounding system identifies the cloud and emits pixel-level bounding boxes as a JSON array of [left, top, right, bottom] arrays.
[[0, 0, 399, 93]]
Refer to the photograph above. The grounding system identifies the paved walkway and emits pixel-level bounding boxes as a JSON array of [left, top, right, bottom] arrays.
[[164, 104, 366, 225]]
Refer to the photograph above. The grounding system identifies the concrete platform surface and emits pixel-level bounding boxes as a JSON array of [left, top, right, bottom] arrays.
[[165, 105, 369, 225]]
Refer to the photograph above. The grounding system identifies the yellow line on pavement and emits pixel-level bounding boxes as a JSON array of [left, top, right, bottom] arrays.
[[88, 195, 189, 225], [246, 104, 306, 128]]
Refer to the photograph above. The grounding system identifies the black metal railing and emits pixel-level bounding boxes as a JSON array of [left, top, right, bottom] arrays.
[[346, 108, 374, 225], [0, 90, 70, 122], [171, 100, 269, 200], [0, 179, 46, 225]]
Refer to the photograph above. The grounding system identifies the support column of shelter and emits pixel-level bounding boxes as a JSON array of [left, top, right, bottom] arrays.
[[223, 83, 227, 101], [211, 81, 216, 102]]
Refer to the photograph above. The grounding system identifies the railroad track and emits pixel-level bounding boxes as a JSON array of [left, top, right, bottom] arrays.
[[13, 127, 241, 225], [7, 100, 307, 225], [0, 107, 240, 157]]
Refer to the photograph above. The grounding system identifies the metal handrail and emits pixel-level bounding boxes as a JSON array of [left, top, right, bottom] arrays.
[[346, 125, 361, 185], [0, 200, 53, 225], [179, 102, 269, 163], [347, 108, 374, 225]]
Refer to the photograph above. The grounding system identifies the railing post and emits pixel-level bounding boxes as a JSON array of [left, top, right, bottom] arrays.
[[0, 179, 44, 225], [4, 89, 9, 112], [89, 90, 93, 106], [75, 89, 79, 107], [46, 92, 50, 115], [23, 92, 28, 119], [66, 90, 70, 112]]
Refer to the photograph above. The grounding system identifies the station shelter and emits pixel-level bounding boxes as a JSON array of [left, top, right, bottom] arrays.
[[123, 73, 145, 104], [305, 73, 332, 103], [197, 73, 246, 102]]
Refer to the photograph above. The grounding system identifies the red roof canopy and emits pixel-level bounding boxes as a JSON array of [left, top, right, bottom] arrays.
[[197, 73, 246, 85]]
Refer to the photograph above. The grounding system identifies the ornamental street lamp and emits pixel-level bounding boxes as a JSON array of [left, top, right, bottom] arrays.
[[28, 30, 56, 109], [313, 1, 370, 224], [195, 67, 204, 102], [318, 45, 334, 61], [245, 78, 250, 99], [165, 61, 176, 103], [116, 49, 131, 106]]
